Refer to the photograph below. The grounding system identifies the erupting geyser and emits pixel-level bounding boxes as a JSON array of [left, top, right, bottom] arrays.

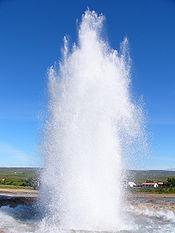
[[40, 10, 142, 232]]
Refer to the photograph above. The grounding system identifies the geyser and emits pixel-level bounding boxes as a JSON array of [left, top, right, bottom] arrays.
[[40, 10, 142, 232]]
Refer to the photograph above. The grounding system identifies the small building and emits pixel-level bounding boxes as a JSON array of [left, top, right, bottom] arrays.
[[142, 182, 158, 188], [128, 181, 137, 188], [158, 182, 164, 186]]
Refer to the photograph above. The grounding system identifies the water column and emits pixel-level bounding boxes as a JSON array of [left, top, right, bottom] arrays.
[[40, 10, 142, 232]]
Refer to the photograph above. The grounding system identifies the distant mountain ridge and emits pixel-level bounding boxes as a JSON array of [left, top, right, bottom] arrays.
[[127, 170, 175, 183], [0, 168, 174, 183]]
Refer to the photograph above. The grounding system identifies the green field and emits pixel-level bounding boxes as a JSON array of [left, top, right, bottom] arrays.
[[132, 187, 175, 194], [128, 170, 175, 194], [0, 167, 40, 189], [0, 168, 175, 192]]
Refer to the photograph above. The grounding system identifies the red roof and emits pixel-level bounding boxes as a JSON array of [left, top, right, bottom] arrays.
[[142, 182, 157, 185]]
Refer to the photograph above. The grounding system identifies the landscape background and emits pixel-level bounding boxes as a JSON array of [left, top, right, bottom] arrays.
[[0, 168, 175, 194]]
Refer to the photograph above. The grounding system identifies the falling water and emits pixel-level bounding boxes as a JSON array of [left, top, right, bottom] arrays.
[[39, 10, 142, 232]]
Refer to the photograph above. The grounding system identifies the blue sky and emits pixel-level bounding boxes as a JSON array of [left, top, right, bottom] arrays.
[[0, 0, 175, 169]]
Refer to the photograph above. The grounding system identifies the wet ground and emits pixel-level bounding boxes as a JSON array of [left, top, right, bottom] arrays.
[[0, 193, 175, 233]]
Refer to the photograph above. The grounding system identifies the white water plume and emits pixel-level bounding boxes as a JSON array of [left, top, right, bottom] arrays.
[[40, 10, 143, 232]]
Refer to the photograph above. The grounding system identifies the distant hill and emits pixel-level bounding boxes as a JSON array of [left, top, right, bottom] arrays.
[[0, 167, 41, 179], [0, 168, 174, 184], [127, 170, 175, 183], [0, 167, 40, 172]]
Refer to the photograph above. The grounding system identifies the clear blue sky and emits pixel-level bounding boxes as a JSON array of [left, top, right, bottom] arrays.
[[0, 0, 175, 169]]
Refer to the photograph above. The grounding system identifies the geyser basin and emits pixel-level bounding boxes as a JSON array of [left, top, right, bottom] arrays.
[[40, 10, 142, 232]]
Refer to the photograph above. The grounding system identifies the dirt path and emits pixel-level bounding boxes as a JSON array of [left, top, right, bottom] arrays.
[[0, 188, 38, 197], [131, 192, 175, 198]]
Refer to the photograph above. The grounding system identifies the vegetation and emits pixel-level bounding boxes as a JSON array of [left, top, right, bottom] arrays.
[[134, 187, 175, 194], [128, 170, 175, 184], [166, 177, 175, 187], [131, 176, 175, 194], [0, 168, 175, 193], [0, 168, 40, 190]]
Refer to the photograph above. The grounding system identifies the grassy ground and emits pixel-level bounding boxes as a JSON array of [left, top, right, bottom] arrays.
[[127, 170, 175, 194], [0, 185, 33, 189], [133, 187, 175, 194], [0, 167, 40, 190]]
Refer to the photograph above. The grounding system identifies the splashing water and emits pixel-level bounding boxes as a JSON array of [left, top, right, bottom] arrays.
[[39, 10, 142, 232]]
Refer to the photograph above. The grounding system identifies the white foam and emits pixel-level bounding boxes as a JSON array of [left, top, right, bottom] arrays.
[[128, 204, 175, 222], [0, 205, 174, 233]]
